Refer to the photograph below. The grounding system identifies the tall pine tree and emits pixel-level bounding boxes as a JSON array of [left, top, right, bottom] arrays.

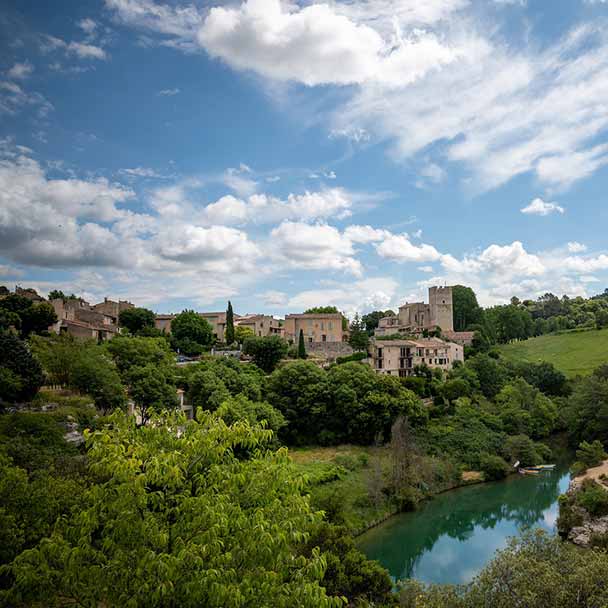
[[225, 301, 235, 345], [297, 329, 307, 359]]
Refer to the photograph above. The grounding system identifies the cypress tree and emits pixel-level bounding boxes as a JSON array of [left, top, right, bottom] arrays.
[[297, 328, 307, 359], [225, 301, 235, 345]]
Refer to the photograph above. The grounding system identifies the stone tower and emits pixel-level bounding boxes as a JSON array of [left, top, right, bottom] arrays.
[[429, 286, 454, 332]]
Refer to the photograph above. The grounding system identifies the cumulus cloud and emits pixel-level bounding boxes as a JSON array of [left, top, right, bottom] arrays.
[[270, 221, 362, 275], [287, 277, 399, 318], [567, 241, 587, 253], [199, 0, 461, 87], [77, 18, 98, 35], [520, 197, 565, 216], [375, 233, 442, 263]]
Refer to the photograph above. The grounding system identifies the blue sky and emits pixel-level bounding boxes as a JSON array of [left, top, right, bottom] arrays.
[[1, 0, 608, 317]]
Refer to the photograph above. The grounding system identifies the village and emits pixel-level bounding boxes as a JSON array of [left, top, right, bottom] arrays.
[[1, 284, 472, 378]]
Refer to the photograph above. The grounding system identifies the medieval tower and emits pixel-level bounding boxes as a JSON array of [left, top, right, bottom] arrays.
[[429, 286, 454, 332]]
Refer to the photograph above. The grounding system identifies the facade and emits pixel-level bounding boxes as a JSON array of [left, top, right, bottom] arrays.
[[154, 314, 174, 334], [377, 286, 455, 336], [368, 337, 464, 377], [50, 297, 119, 341], [92, 297, 134, 323], [284, 313, 348, 344], [235, 314, 283, 338]]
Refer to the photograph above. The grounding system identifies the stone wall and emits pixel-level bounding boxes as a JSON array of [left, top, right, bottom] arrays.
[[305, 341, 354, 360]]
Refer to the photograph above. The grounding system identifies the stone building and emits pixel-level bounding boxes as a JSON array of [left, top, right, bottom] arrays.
[[235, 314, 284, 338], [368, 337, 464, 377], [377, 286, 454, 336], [92, 297, 134, 324], [283, 312, 349, 344], [50, 297, 119, 341]]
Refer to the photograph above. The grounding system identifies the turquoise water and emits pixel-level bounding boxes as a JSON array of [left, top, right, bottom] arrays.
[[357, 464, 571, 585]]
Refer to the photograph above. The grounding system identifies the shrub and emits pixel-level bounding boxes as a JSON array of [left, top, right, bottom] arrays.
[[576, 440, 607, 468], [480, 454, 509, 480], [576, 479, 608, 517]]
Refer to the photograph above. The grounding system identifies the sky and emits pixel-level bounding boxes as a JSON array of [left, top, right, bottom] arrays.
[[1, 0, 608, 318]]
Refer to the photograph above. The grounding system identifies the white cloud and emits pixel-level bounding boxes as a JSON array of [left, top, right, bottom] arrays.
[[67, 41, 107, 60], [201, 188, 355, 225], [222, 167, 258, 197], [270, 221, 362, 275], [567, 241, 587, 253], [375, 233, 442, 263], [105, 0, 203, 51], [77, 18, 98, 34], [120, 166, 165, 178], [0, 81, 53, 117], [7, 62, 33, 79], [158, 87, 180, 96], [198, 0, 461, 87], [258, 290, 288, 307], [520, 197, 565, 216], [288, 276, 399, 318]]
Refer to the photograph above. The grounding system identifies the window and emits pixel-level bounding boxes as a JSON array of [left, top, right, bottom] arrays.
[[307, 319, 313, 326], [321, 321, 324, 330], [322, 334, 327, 342], [329, 321, 333, 330], [377, 348, 383, 358], [377, 359, 383, 369]]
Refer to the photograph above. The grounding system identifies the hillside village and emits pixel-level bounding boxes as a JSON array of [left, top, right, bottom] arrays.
[[1, 284, 470, 378]]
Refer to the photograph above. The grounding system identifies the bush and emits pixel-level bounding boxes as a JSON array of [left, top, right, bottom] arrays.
[[0, 331, 43, 403], [576, 440, 607, 468], [576, 479, 608, 517], [335, 352, 368, 365], [480, 454, 509, 480]]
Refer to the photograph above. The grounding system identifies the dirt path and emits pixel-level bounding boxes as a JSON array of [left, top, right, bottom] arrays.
[[572, 459, 608, 488]]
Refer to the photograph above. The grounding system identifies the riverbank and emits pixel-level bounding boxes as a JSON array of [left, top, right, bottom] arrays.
[[291, 444, 493, 536], [357, 461, 572, 584]]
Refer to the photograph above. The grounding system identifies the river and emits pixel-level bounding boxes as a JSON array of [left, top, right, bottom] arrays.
[[357, 461, 571, 585]]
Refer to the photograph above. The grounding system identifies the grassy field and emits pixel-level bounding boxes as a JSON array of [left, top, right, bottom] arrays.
[[499, 328, 608, 377]]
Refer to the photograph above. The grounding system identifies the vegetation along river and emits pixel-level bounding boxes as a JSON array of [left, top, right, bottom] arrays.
[[357, 460, 571, 585]]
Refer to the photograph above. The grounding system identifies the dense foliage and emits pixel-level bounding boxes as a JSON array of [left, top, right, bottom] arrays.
[[242, 335, 289, 372], [0, 294, 57, 337], [118, 306, 156, 334], [0, 332, 44, 403], [400, 531, 608, 608], [2, 412, 343, 608], [170, 309, 214, 355]]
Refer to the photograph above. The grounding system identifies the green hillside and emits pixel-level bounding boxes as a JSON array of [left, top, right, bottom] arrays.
[[498, 328, 608, 377]]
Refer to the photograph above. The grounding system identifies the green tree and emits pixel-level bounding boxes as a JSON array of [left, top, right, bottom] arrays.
[[242, 335, 289, 373], [4, 412, 342, 608], [70, 350, 126, 414], [235, 325, 254, 344], [215, 394, 286, 436], [265, 360, 330, 444], [106, 336, 174, 375], [126, 364, 178, 425], [575, 440, 607, 469], [452, 285, 483, 331], [118, 307, 156, 334], [0, 331, 43, 403], [348, 313, 369, 352], [225, 300, 235, 345], [0, 295, 57, 337], [298, 328, 307, 359], [563, 369, 608, 444], [304, 306, 339, 314], [495, 378, 558, 439], [171, 309, 213, 354], [361, 310, 395, 335]]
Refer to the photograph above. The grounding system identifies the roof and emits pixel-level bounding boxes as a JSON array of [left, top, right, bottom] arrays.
[[61, 319, 118, 333], [373, 337, 454, 348]]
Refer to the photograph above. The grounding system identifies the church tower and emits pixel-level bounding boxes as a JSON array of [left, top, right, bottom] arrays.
[[429, 286, 454, 332]]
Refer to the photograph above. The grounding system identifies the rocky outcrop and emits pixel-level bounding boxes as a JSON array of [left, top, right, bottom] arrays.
[[559, 472, 608, 549]]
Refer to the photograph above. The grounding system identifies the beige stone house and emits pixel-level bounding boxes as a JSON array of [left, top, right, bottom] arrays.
[[377, 286, 454, 336], [368, 337, 464, 377], [92, 297, 134, 323], [235, 314, 283, 338], [50, 297, 118, 341], [284, 313, 348, 344]]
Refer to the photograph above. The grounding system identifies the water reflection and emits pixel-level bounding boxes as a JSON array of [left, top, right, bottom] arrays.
[[357, 464, 571, 585]]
